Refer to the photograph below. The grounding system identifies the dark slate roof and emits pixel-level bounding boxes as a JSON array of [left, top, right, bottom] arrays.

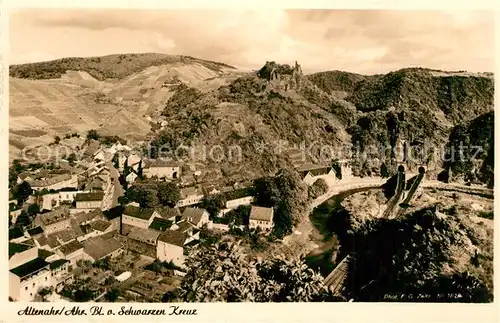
[[149, 218, 173, 232], [184, 239, 200, 248], [102, 206, 123, 221], [58, 240, 84, 256], [9, 242, 33, 259], [157, 230, 187, 247], [10, 258, 50, 278], [38, 248, 55, 260], [27, 226, 44, 237], [123, 205, 155, 220], [49, 259, 69, 270], [9, 227, 25, 240], [75, 192, 104, 202]]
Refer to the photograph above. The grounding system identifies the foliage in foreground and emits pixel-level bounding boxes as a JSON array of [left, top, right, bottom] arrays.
[[177, 242, 345, 302], [344, 206, 493, 302]]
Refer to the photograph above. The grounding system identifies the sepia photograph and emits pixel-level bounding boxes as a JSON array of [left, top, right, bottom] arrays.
[[7, 7, 494, 305]]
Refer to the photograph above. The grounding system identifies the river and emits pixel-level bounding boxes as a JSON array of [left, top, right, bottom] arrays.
[[306, 186, 381, 276]]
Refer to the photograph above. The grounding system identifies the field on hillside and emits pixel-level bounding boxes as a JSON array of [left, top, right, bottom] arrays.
[[9, 58, 247, 163]]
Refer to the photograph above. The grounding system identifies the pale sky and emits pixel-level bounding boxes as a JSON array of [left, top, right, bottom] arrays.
[[9, 9, 495, 74]]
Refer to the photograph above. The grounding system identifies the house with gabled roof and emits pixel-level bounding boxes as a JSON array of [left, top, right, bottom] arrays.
[[126, 172, 138, 184], [143, 159, 181, 180], [155, 206, 181, 222], [296, 163, 335, 186], [157, 230, 187, 267], [122, 204, 161, 229], [180, 207, 210, 228], [222, 186, 255, 210], [249, 206, 274, 231], [74, 192, 104, 211], [82, 236, 123, 262], [176, 186, 204, 207], [9, 227, 27, 243], [28, 174, 78, 192], [201, 184, 220, 196], [34, 206, 72, 235], [170, 220, 200, 244], [9, 243, 53, 301], [33, 234, 61, 252], [149, 218, 174, 232], [56, 240, 84, 268]]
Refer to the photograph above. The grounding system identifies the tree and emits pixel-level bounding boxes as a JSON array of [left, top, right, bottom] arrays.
[[200, 195, 226, 218], [123, 158, 130, 178], [225, 205, 251, 226], [112, 153, 119, 169], [380, 163, 389, 178], [118, 196, 128, 205], [67, 153, 77, 166], [141, 189, 160, 208], [162, 290, 180, 302], [254, 176, 280, 207], [37, 287, 54, 302], [345, 207, 492, 302], [178, 242, 343, 302], [12, 181, 33, 205], [27, 203, 40, 216], [137, 160, 144, 179], [12, 159, 24, 173], [156, 182, 180, 207], [331, 159, 342, 180], [54, 136, 61, 145], [253, 169, 307, 238], [87, 129, 100, 141], [105, 288, 120, 302], [9, 169, 18, 188], [308, 178, 328, 199], [73, 288, 95, 302]]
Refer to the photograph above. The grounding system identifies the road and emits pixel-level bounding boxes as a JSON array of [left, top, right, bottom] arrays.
[[107, 162, 124, 208], [324, 254, 352, 294], [273, 175, 490, 260]]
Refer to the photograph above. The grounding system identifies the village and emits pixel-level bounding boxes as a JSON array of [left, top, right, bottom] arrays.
[[8, 132, 342, 302]]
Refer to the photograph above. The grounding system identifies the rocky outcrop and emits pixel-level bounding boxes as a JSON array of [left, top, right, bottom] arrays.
[[258, 61, 303, 92]]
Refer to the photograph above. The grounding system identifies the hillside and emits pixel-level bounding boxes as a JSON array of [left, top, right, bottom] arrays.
[[307, 68, 494, 178], [9, 53, 236, 80], [9, 55, 494, 186], [445, 111, 494, 187], [9, 54, 244, 163]]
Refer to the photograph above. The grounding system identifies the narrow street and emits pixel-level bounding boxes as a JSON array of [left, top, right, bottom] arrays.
[[106, 162, 124, 208]]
